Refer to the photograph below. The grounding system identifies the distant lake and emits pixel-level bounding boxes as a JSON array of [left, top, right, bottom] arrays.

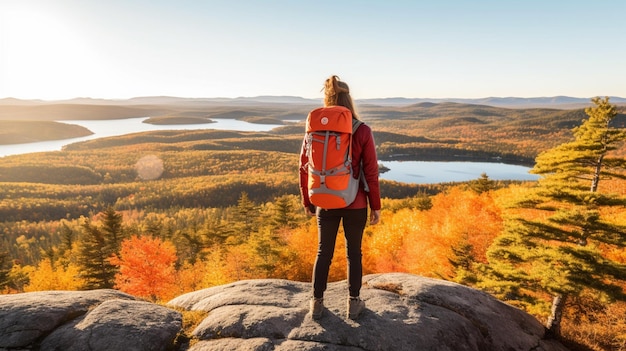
[[0, 117, 282, 158], [0, 117, 538, 184]]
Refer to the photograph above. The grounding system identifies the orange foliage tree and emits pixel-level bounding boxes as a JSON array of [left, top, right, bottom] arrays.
[[110, 235, 177, 301], [364, 187, 502, 280], [279, 222, 318, 282]]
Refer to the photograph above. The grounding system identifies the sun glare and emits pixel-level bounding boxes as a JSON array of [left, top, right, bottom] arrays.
[[1, 7, 102, 100]]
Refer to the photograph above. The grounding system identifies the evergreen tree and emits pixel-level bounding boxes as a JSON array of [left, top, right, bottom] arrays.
[[101, 206, 125, 255], [6, 264, 32, 292], [200, 210, 233, 248], [59, 222, 75, 256], [249, 227, 283, 277], [448, 234, 477, 285], [143, 219, 162, 237], [179, 231, 204, 264], [232, 192, 259, 241], [481, 97, 626, 337], [271, 195, 297, 229], [388, 192, 433, 212], [0, 249, 10, 289], [76, 216, 121, 289], [468, 173, 496, 194]]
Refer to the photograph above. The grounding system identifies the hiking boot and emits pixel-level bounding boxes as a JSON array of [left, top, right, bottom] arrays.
[[310, 298, 324, 319], [347, 297, 365, 320]]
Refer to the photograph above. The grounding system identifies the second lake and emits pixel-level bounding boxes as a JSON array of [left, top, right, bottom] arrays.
[[378, 160, 538, 183]]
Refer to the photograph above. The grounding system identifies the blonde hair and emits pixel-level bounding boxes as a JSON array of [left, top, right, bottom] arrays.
[[323, 75, 359, 120]]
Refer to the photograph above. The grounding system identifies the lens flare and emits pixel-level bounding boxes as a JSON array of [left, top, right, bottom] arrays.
[[135, 155, 164, 180]]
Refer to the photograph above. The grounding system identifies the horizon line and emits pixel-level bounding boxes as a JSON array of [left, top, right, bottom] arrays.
[[1, 94, 625, 103]]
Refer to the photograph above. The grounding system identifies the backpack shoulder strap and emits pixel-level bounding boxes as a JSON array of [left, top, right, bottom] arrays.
[[352, 119, 363, 134], [350, 119, 370, 192]]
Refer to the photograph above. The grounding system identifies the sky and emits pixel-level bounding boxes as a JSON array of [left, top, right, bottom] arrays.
[[1, 0, 625, 101]]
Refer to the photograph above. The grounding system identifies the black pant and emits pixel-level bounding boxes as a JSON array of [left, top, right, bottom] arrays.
[[312, 208, 368, 299]]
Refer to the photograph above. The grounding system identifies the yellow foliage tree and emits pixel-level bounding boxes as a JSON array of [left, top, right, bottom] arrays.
[[198, 249, 232, 287], [25, 258, 85, 291]]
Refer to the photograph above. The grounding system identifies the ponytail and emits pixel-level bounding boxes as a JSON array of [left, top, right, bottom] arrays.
[[323, 75, 359, 120]]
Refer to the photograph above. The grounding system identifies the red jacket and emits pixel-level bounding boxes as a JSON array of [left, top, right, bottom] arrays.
[[299, 121, 381, 211]]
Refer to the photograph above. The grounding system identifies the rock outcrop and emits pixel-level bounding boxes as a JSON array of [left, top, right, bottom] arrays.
[[0, 273, 569, 351], [0, 289, 181, 351]]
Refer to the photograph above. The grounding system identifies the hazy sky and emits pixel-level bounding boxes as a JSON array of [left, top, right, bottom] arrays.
[[1, 0, 625, 101]]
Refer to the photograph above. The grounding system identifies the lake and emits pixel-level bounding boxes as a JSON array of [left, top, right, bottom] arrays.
[[0, 117, 282, 157], [378, 160, 538, 183], [0, 117, 537, 183]]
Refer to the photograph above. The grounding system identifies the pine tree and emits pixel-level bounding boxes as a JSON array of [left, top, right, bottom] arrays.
[[448, 234, 476, 285], [76, 220, 115, 289], [468, 172, 496, 194], [0, 249, 10, 290], [271, 195, 297, 229], [58, 222, 75, 256], [76, 209, 125, 289], [231, 192, 259, 241], [249, 227, 283, 277], [101, 206, 125, 255], [200, 210, 233, 248], [481, 97, 626, 337]]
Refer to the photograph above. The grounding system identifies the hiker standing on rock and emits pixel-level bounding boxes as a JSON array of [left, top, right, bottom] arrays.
[[299, 75, 381, 320]]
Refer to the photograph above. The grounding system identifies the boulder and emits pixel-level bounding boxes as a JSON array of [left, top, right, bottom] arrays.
[[0, 289, 181, 351], [168, 273, 570, 351]]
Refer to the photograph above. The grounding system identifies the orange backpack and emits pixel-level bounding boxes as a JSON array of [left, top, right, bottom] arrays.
[[305, 106, 363, 209]]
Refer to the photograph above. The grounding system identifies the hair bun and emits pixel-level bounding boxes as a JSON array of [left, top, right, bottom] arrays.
[[325, 75, 349, 96]]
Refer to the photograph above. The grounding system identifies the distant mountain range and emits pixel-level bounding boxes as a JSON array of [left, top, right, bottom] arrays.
[[359, 96, 626, 108], [1, 95, 625, 109]]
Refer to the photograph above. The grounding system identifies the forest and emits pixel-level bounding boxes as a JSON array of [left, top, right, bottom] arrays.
[[0, 97, 625, 350]]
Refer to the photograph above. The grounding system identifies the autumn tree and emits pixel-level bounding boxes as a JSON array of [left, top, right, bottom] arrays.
[[281, 222, 319, 281], [110, 235, 177, 301], [25, 258, 85, 291], [365, 187, 502, 278], [482, 97, 626, 337]]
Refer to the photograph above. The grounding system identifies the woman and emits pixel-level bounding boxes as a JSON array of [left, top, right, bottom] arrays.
[[299, 75, 381, 320]]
